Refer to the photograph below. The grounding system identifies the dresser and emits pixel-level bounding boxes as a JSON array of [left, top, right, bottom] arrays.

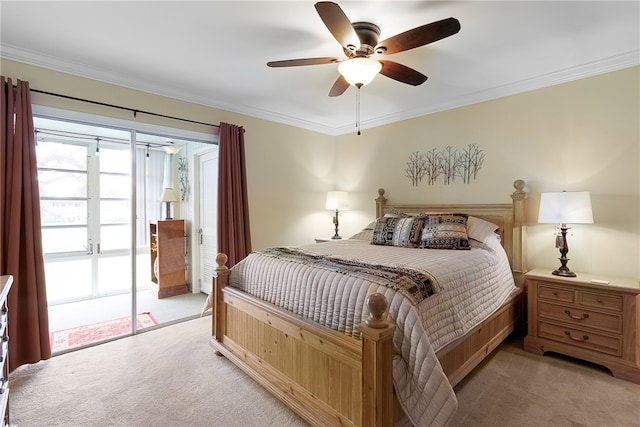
[[524, 269, 640, 383], [149, 220, 188, 299], [0, 275, 12, 426]]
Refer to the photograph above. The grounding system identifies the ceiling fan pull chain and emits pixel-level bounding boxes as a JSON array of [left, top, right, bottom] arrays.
[[356, 87, 361, 136]]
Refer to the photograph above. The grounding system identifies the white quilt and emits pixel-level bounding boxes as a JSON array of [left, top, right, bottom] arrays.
[[228, 238, 516, 427]]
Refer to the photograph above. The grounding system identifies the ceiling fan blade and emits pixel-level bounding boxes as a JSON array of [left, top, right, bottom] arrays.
[[379, 60, 428, 86], [328, 75, 350, 97], [267, 57, 340, 67], [376, 17, 461, 55], [315, 2, 360, 50]]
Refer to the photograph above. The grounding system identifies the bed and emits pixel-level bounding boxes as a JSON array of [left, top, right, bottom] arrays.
[[209, 180, 528, 426]]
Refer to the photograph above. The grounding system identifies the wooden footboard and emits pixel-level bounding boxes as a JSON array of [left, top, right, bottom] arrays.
[[210, 253, 395, 427]]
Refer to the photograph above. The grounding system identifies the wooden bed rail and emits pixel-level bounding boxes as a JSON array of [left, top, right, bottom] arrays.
[[211, 253, 396, 426]]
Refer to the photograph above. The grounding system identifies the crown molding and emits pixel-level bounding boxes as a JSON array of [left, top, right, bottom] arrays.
[[3, 44, 638, 137], [338, 50, 640, 135], [0, 44, 337, 135]]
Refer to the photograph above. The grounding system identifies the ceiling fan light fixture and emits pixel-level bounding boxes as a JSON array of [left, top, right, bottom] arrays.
[[338, 57, 382, 87]]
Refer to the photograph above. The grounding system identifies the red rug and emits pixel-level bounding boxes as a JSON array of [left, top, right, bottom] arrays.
[[49, 312, 158, 352]]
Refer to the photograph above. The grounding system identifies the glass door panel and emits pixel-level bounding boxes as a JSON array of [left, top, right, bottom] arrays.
[[134, 133, 211, 325], [36, 117, 134, 353]]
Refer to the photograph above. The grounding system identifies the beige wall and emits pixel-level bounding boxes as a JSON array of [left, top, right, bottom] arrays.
[[2, 59, 638, 279], [1, 59, 337, 252], [334, 67, 640, 279]]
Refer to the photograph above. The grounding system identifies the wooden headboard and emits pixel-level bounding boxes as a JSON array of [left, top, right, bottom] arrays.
[[374, 179, 528, 286]]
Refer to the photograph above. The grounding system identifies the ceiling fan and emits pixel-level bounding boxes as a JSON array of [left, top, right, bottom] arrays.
[[266, 1, 461, 97]]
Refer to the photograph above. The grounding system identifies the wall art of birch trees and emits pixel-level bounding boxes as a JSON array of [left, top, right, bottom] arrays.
[[405, 144, 485, 186]]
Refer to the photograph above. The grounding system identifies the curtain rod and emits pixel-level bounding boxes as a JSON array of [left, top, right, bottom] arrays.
[[26, 87, 220, 128]]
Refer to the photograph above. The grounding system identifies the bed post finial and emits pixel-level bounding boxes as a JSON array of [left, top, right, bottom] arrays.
[[513, 179, 526, 195], [365, 293, 389, 329], [375, 188, 387, 218], [216, 253, 229, 271]]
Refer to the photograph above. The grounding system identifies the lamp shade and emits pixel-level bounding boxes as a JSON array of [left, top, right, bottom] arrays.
[[160, 188, 179, 203], [338, 58, 382, 87], [538, 191, 593, 224], [325, 191, 349, 211]]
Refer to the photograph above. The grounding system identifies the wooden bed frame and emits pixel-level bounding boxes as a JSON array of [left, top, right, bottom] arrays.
[[210, 180, 528, 426]]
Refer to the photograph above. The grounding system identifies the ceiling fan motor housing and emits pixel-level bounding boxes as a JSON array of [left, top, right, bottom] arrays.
[[351, 22, 382, 56]]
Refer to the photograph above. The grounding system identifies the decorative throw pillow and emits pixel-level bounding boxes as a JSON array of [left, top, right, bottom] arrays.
[[420, 214, 470, 250], [371, 215, 425, 247]]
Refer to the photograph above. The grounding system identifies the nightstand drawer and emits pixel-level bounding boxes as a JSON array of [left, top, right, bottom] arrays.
[[538, 321, 622, 357], [578, 291, 622, 311], [538, 284, 574, 303], [538, 301, 622, 334]]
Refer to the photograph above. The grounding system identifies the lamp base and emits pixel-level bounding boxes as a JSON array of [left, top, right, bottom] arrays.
[[331, 209, 341, 240], [164, 201, 173, 220], [552, 225, 576, 277], [552, 268, 576, 277]]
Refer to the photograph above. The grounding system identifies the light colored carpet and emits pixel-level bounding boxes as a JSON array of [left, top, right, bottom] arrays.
[[10, 316, 307, 427], [9, 317, 640, 426], [449, 335, 640, 427]]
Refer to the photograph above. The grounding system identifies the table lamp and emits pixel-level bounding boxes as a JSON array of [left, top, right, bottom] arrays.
[[538, 191, 593, 277], [161, 188, 179, 220], [325, 191, 349, 239]]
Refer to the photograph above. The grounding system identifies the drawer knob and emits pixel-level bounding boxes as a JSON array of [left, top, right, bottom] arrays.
[[553, 291, 559, 296], [564, 310, 589, 320], [564, 331, 589, 342]]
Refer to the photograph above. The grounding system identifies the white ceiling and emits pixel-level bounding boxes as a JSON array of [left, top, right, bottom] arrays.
[[1, 1, 638, 135]]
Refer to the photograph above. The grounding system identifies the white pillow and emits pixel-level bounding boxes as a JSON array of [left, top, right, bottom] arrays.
[[467, 216, 501, 244], [349, 220, 376, 240]]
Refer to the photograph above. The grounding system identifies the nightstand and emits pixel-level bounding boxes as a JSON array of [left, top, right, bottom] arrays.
[[524, 268, 640, 383]]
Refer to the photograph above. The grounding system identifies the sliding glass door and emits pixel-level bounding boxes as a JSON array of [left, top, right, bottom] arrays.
[[35, 113, 215, 354]]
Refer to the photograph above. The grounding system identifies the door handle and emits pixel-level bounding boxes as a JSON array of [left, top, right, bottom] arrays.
[[197, 228, 203, 245]]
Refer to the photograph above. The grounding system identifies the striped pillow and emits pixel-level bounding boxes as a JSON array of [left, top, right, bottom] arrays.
[[420, 214, 470, 250], [371, 215, 425, 248]]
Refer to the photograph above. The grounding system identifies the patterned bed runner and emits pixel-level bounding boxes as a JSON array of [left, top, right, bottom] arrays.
[[259, 247, 437, 304]]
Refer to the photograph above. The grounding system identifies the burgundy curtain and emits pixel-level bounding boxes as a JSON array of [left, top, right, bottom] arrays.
[[217, 122, 252, 268], [1, 77, 51, 370]]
